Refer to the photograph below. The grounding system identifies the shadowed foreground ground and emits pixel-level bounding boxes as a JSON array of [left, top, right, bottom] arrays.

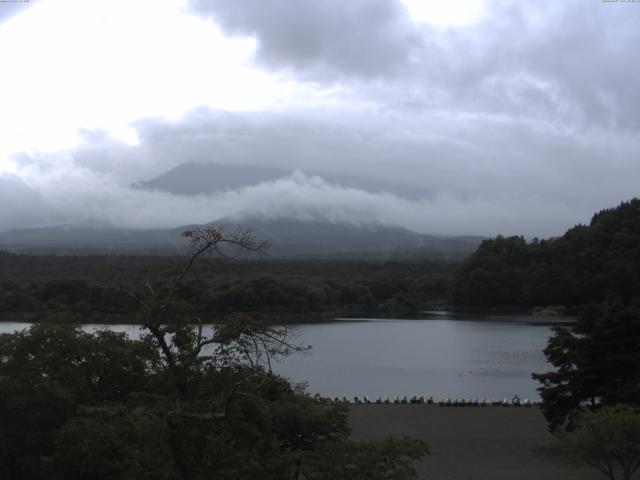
[[349, 405, 601, 480]]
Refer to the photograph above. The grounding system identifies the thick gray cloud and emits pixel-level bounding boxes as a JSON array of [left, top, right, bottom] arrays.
[[2, 0, 639, 238], [0, 162, 596, 237], [131, 106, 640, 211], [6, 104, 639, 237], [439, 0, 640, 130], [188, 0, 421, 79], [190, 0, 640, 130], [0, 173, 45, 229]]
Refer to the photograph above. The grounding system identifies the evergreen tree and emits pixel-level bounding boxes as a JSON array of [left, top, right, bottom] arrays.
[[533, 297, 640, 430]]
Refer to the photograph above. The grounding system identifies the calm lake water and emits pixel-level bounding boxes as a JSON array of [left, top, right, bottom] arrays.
[[0, 312, 569, 400]]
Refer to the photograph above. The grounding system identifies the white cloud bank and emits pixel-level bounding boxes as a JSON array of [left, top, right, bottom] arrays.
[[0, 166, 583, 237]]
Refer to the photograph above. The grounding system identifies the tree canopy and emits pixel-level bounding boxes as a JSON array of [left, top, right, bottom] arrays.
[[556, 405, 640, 480], [0, 253, 454, 323], [533, 296, 640, 430], [452, 198, 640, 308]]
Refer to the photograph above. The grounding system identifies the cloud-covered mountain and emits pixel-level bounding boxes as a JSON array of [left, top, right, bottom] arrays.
[[133, 161, 428, 199]]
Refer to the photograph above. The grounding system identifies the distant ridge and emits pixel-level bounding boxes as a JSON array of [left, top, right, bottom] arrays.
[[216, 216, 483, 259], [0, 224, 184, 255], [0, 218, 482, 260]]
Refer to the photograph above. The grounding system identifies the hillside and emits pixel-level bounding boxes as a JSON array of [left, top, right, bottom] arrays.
[[452, 198, 640, 307], [0, 224, 183, 254], [217, 216, 482, 259], [0, 218, 482, 260]]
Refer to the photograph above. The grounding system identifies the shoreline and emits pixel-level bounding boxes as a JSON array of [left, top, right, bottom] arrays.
[[0, 308, 577, 325]]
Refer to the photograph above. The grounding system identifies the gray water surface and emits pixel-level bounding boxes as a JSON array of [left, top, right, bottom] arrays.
[[0, 313, 564, 400], [274, 315, 560, 400]]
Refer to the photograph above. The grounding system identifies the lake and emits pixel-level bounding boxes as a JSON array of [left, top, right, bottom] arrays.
[[0, 312, 568, 400]]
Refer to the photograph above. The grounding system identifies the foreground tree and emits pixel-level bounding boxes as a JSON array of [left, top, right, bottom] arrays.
[[0, 225, 428, 480], [0, 324, 160, 479], [557, 405, 640, 480], [533, 296, 640, 430]]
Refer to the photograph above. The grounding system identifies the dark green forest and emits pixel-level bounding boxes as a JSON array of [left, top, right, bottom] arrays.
[[0, 254, 454, 323], [452, 198, 640, 309]]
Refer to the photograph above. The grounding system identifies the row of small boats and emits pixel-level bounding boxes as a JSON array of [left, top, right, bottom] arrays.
[[438, 397, 533, 407], [319, 395, 534, 407]]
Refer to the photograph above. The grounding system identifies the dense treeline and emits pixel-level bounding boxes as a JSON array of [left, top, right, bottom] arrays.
[[452, 198, 640, 308], [0, 253, 454, 322]]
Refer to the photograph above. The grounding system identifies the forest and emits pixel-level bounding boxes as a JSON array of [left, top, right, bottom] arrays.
[[0, 253, 454, 323], [452, 198, 640, 309]]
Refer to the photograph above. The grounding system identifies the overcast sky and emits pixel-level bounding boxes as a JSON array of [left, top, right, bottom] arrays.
[[0, 0, 638, 236]]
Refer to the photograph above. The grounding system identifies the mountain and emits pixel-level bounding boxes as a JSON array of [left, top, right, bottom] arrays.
[[133, 161, 428, 199], [132, 162, 289, 195], [0, 218, 482, 259]]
